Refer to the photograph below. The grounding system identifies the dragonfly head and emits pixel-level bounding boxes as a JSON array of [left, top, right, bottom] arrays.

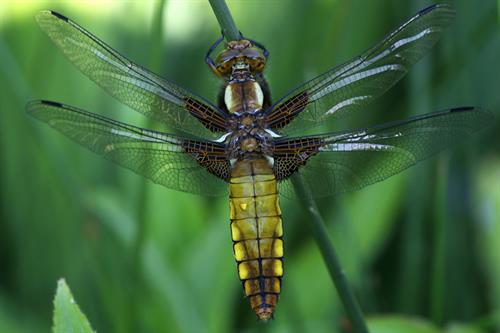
[[208, 39, 268, 78]]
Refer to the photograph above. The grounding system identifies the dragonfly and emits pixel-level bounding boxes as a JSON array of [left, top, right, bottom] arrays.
[[27, 4, 493, 321]]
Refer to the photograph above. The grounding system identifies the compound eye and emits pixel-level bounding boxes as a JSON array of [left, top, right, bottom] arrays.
[[254, 61, 265, 72], [216, 58, 236, 76], [247, 58, 265, 73], [243, 48, 261, 59]]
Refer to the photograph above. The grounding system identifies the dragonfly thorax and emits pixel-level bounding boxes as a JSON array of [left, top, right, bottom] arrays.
[[224, 113, 274, 160], [229, 61, 253, 83], [224, 78, 264, 115]]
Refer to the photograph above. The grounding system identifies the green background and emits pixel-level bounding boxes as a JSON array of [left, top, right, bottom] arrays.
[[0, 0, 499, 332]]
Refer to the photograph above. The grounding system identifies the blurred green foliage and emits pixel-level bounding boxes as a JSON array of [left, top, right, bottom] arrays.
[[0, 0, 499, 332]]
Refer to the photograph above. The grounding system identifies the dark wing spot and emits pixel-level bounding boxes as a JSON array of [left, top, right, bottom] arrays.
[[50, 10, 69, 22], [419, 4, 440, 15], [451, 106, 474, 113], [41, 100, 64, 108]]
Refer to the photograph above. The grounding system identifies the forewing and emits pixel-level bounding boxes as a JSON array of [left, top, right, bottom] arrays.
[[267, 4, 455, 135], [27, 100, 229, 196], [35, 10, 227, 138], [274, 107, 493, 199]]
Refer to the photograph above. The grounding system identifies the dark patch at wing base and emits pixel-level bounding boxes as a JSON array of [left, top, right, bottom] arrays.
[[267, 91, 309, 130], [184, 97, 227, 133], [182, 140, 230, 181], [272, 137, 323, 180]]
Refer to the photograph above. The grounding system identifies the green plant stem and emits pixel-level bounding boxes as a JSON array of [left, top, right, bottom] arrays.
[[292, 174, 369, 333], [208, 0, 241, 41]]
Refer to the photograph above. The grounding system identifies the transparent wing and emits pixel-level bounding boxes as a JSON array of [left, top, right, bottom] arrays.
[[27, 100, 229, 196], [35, 10, 227, 138], [273, 107, 493, 199], [266, 4, 455, 135]]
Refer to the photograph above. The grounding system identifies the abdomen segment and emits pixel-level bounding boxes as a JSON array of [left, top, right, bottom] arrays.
[[229, 159, 284, 321]]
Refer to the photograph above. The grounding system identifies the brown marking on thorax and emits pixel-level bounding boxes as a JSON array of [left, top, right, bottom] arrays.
[[225, 81, 263, 115]]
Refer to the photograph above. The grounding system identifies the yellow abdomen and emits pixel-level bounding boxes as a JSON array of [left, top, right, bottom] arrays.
[[229, 159, 284, 321]]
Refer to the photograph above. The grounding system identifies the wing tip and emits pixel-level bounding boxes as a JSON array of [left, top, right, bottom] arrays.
[[26, 100, 64, 114], [449, 106, 495, 117], [36, 10, 68, 22], [31, 100, 64, 107], [450, 106, 475, 113], [419, 3, 456, 19], [450, 106, 496, 129], [41, 100, 64, 107], [48, 10, 69, 21], [420, 3, 454, 14]]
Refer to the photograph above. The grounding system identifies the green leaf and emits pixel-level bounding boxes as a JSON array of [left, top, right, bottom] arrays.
[[53, 279, 95, 333]]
